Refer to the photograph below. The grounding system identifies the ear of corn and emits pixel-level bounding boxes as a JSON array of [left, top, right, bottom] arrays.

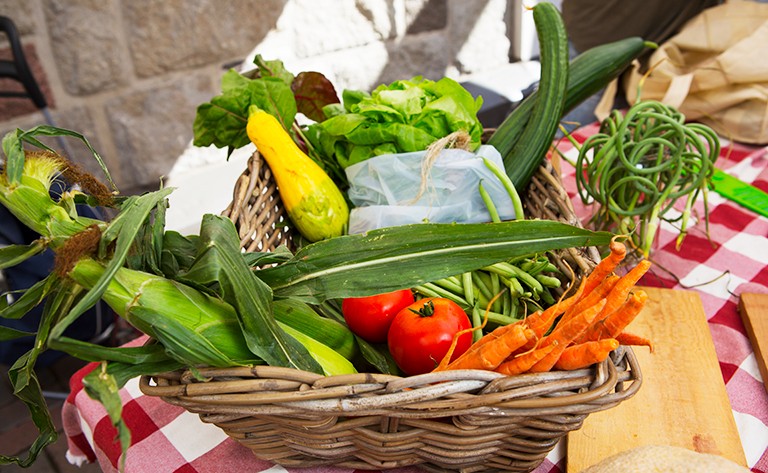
[[273, 299, 358, 360], [278, 323, 356, 375], [68, 258, 259, 367]]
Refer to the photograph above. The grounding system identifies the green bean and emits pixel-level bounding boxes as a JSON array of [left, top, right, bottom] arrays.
[[490, 272, 502, 312], [471, 271, 495, 303], [536, 274, 562, 288], [573, 100, 718, 256], [462, 272, 475, 306], [413, 283, 467, 307], [471, 305, 483, 342], [482, 157, 525, 220], [431, 277, 465, 295], [490, 262, 544, 294], [485, 310, 519, 326], [478, 181, 501, 223]]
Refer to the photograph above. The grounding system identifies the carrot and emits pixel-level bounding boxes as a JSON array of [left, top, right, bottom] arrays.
[[433, 290, 505, 371], [578, 289, 648, 344], [615, 331, 654, 352], [595, 259, 651, 321], [529, 299, 607, 372], [582, 237, 627, 294], [496, 341, 559, 376], [558, 274, 619, 326], [525, 277, 587, 337], [440, 324, 532, 371], [513, 278, 589, 354], [553, 338, 619, 370]]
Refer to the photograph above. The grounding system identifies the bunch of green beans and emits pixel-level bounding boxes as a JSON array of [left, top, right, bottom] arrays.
[[413, 254, 562, 340], [571, 100, 718, 257]]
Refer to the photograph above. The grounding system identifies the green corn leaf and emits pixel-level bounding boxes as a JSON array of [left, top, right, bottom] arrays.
[[1, 129, 25, 185], [242, 245, 293, 267], [181, 214, 322, 373], [82, 364, 130, 472], [97, 357, 184, 392], [260, 220, 612, 303], [0, 325, 35, 341], [0, 240, 47, 270], [0, 352, 57, 467], [48, 336, 173, 364], [0, 285, 68, 467], [160, 231, 200, 277], [0, 275, 57, 320]]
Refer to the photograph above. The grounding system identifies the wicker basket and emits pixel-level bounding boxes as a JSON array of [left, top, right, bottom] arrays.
[[140, 150, 642, 473]]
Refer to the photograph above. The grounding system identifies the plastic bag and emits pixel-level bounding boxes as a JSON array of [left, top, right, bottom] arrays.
[[345, 145, 516, 234]]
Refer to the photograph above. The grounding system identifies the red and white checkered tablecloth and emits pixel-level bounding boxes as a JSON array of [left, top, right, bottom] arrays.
[[63, 124, 768, 473]]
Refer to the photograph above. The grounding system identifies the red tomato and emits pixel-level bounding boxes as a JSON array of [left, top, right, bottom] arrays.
[[387, 297, 472, 375], [341, 289, 415, 343]]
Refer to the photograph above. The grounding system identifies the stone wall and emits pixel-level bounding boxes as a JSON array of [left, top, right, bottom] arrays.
[[0, 0, 515, 194]]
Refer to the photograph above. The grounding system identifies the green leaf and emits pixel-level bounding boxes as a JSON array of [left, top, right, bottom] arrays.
[[242, 245, 293, 267], [254, 54, 295, 86], [260, 220, 612, 302], [0, 275, 57, 320], [1, 129, 25, 185], [0, 325, 35, 341], [82, 364, 131, 472], [192, 96, 251, 150], [160, 231, 200, 277], [48, 336, 172, 364], [98, 357, 183, 390], [182, 214, 322, 373], [0, 285, 66, 467], [220, 68, 251, 93], [0, 240, 47, 270], [0, 352, 58, 467], [193, 75, 297, 153]]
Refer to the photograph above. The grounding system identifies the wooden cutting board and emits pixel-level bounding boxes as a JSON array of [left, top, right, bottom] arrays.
[[567, 287, 747, 472], [739, 293, 768, 393]]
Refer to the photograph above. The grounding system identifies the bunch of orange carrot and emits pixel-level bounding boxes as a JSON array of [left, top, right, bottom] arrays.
[[434, 237, 653, 375]]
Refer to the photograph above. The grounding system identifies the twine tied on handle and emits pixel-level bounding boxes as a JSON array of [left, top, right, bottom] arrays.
[[411, 130, 473, 204]]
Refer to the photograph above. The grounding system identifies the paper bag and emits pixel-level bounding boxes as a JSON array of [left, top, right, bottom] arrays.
[[623, 1, 768, 144]]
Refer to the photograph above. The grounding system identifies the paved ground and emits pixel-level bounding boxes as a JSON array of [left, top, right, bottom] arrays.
[[0, 356, 103, 473]]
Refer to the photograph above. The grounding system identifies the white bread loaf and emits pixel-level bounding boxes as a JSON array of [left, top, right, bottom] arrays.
[[579, 445, 749, 473]]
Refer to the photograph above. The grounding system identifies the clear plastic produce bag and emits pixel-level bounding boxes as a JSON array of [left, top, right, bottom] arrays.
[[345, 144, 516, 234]]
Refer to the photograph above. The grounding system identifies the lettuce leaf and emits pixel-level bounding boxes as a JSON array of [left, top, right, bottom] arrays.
[[306, 76, 483, 170]]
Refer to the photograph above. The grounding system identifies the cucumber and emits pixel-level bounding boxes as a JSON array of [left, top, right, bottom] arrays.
[[487, 36, 650, 187], [499, 2, 569, 191]]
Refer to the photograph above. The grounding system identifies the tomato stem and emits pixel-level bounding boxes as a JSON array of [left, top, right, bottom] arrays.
[[410, 300, 435, 317]]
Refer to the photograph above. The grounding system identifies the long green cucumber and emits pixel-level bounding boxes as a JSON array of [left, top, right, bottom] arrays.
[[500, 2, 569, 191], [487, 36, 650, 184]]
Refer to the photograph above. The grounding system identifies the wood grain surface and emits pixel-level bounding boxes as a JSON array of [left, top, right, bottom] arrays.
[[739, 293, 768, 394], [566, 287, 747, 472]]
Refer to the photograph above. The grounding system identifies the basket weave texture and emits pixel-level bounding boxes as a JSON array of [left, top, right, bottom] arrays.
[[141, 151, 642, 473]]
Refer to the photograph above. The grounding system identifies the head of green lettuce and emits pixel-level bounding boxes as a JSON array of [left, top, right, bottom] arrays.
[[304, 76, 484, 172]]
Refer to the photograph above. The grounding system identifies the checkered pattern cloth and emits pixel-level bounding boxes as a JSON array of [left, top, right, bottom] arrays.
[[62, 125, 768, 473]]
